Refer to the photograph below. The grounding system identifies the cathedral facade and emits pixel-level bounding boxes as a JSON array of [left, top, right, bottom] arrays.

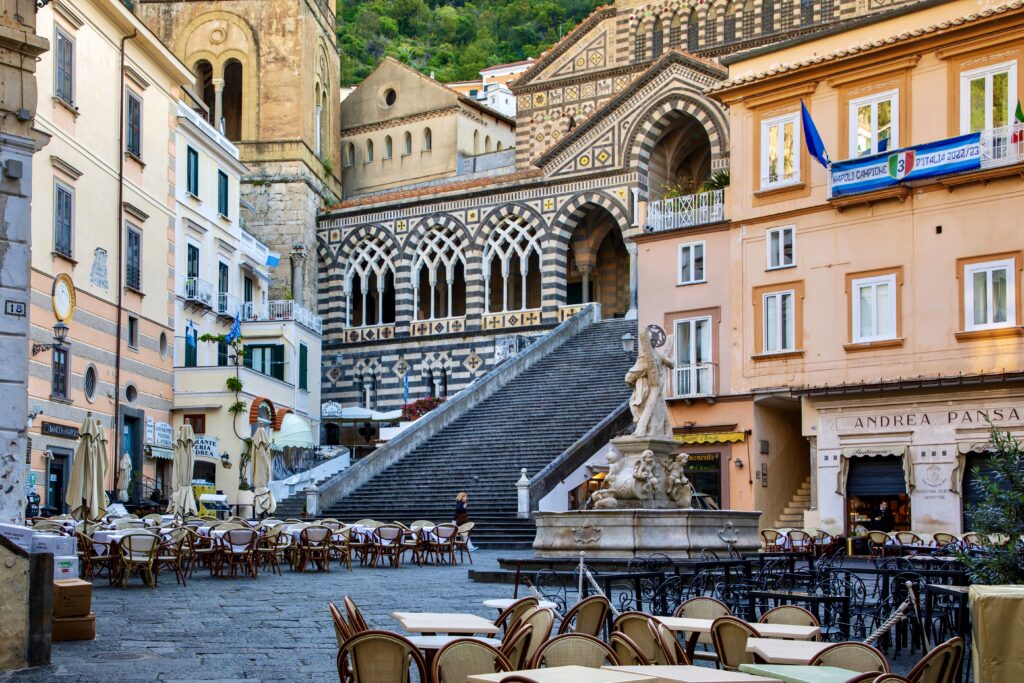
[[317, 0, 931, 419]]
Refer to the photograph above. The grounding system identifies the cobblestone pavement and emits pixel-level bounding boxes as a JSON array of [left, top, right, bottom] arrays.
[[2, 550, 927, 682]]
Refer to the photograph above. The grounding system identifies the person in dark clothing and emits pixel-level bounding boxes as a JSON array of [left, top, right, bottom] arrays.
[[454, 491, 477, 551], [873, 501, 895, 533]]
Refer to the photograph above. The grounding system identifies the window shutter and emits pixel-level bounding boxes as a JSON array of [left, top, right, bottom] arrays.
[[299, 344, 308, 390], [242, 345, 253, 369], [272, 344, 285, 381]]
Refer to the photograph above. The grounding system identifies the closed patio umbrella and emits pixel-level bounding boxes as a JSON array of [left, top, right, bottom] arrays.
[[66, 417, 108, 521], [251, 426, 276, 516], [168, 423, 198, 517], [116, 451, 133, 503]]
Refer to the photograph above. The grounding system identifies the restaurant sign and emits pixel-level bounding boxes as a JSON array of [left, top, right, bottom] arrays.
[[830, 133, 980, 197], [154, 422, 173, 448], [839, 406, 1022, 431], [41, 422, 79, 439], [194, 435, 221, 459]]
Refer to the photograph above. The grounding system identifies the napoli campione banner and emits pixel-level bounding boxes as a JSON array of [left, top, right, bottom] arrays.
[[830, 132, 982, 197]]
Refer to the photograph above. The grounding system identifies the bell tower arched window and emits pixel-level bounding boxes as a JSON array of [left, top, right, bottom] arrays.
[[687, 9, 700, 51], [652, 18, 664, 59], [222, 59, 243, 141]]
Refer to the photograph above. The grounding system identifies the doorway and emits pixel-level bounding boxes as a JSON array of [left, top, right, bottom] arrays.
[[47, 448, 71, 514], [120, 407, 145, 504]]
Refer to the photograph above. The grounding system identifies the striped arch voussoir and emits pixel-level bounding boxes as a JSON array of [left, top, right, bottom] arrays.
[[548, 191, 631, 248], [404, 212, 471, 258], [474, 202, 547, 244], [336, 223, 398, 262]]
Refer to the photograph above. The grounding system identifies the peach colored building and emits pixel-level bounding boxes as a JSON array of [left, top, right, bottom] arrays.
[[711, 0, 1024, 535]]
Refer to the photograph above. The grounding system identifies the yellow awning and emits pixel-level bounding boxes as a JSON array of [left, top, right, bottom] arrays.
[[674, 431, 745, 445]]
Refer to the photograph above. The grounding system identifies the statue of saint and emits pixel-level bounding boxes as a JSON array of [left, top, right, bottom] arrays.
[[666, 453, 693, 506], [625, 327, 674, 437]]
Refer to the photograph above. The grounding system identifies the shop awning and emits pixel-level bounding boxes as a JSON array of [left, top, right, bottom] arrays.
[[146, 446, 174, 460], [322, 405, 403, 422], [836, 445, 914, 496], [674, 431, 745, 445], [957, 441, 994, 455], [272, 413, 315, 450]]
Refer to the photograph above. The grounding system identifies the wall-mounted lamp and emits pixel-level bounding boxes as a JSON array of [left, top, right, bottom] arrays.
[[31, 322, 69, 356], [220, 451, 231, 468], [621, 332, 635, 355], [733, 457, 745, 468]]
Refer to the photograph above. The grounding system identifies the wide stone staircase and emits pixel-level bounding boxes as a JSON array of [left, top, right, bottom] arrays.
[[773, 476, 812, 528], [295, 315, 636, 549]]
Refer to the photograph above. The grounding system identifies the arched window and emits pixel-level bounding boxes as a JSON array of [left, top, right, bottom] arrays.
[[345, 142, 355, 166], [724, 2, 737, 43], [780, 0, 794, 31], [669, 14, 683, 48], [485, 135, 492, 152], [366, 139, 374, 162], [483, 215, 543, 313], [762, 0, 775, 33], [652, 18, 664, 59], [705, 8, 718, 46], [821, 0, 835, 21], [319, 89, 329, 159], [473, 130, 480, 154], [222, 59, 243, 141], [343, 234, 396, 327], [497, 141, 504, 151], [315, 83, 323, 156], [743, 0, 756, 37], [800, 0, 813, 26], [687, 9, 700, 51], [423, 127, 433, 151], [195, 61, 215, 127], [404, 131, 412, 155], [384, 135, 393, 159], [413, 225, 467, 321], [634, 30, 647, 62]]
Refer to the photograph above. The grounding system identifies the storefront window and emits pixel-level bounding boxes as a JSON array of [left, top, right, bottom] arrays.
[[684, 452, 722, 508], [845, 455, 910, 533]]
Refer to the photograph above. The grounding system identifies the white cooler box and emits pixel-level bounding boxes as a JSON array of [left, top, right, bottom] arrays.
[[32, 533, 78, 556]]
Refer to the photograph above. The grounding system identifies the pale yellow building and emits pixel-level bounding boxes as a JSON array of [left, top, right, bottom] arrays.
[[28, 0, 193, 511]]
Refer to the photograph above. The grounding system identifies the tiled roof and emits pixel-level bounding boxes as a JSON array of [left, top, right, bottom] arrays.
[[709, 0, 1024, 93], [325, 169, 544, 211]]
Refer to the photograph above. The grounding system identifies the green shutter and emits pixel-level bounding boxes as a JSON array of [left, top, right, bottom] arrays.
[[272, 344, 285, 381], [242, 345, 253, 369], [299, 343, 308, 390]]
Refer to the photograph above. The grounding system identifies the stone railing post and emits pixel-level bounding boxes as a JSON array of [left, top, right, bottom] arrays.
[[304, 485, 319, 518], [516, 468, 530, 519]]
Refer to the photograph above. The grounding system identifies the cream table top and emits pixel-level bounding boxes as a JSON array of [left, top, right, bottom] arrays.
[[605, 665, 784, 683], [391, 611, 500, 635], [483, 598, 558, 610], [468, 665, 657, 683], [656, 617, 820, 640], [746, 638, 831, 665]]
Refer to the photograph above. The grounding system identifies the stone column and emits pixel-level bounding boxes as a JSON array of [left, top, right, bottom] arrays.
[[212, 78, 225, 133], [579, 265, 593, 304], [808, 436, 818, 510], [290, 243, 307, 306], [625, 241, 638, 320]]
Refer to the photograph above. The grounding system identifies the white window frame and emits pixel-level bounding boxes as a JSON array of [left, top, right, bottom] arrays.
[[849, 89, 899, 158], [760, 112, 801, 189], [674, 316, 713, 397], [763, 290, 795, 353], [959, 60, 1017, 134], [851, 273, 898, 343], [677, 240, 706, 285], [964, 258, 1016, 331], [766, 226, 795, 270]]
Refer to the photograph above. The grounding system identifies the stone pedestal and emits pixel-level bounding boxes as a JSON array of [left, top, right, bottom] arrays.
[[533, 508, 762, 559]]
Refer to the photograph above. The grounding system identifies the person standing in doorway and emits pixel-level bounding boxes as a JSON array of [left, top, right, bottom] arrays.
[[454, 491, 477, 551], [873, 500, 895, 533]]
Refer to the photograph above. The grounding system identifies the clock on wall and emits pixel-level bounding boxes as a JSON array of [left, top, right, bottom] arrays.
[[52, 273, 76, 322]]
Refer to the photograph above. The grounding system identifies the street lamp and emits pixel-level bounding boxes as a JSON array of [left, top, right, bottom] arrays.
[[621, 332, 635, 355], [32, 321, 69, 356]]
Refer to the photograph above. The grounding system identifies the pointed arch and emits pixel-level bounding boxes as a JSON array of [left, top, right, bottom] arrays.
[[687, 8, 700, 51], [338, 226, 399, 328]]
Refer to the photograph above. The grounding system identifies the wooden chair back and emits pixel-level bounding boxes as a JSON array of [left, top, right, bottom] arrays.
[[530, 633, 618, 669], [710, 616, 759, 671], [558, 595, 610, 636], [336, 630, 426, 683], [809, 642, 890, 673], [432, 638, 512, 683], [608, 632, 650, 666]]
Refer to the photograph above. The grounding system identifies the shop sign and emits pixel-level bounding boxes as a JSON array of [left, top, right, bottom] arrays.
[[155, 422, 174, 448], [41, 422, 79, 439], [145, 416, 154, 444], [839, 406, 1022, 431], [194, 435, 220, 459]]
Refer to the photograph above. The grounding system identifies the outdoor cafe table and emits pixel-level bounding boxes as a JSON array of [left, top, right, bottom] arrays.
[[746, 638, 831, 665], [391, 611, 500, 635], [738, 664, 862, 683], [656, 617, 819, 659], [468, 665, 657, 683], [483, 597, 558, 610], [606, 665, 784, 683]]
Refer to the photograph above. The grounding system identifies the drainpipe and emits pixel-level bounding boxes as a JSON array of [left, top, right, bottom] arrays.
[[112, 30, 137, 494]]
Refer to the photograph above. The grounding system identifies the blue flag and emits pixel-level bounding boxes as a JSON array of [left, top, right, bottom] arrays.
[[801, 100, 830, 168], [402, 368, 409, 403], [225, 317, 241, 343], [185, 320, 196, 348]]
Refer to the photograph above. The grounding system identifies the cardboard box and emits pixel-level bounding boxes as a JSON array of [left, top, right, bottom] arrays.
[[53, 555, 80, 580], [52, 612, 96, 642], [32, 533, 77, 557], [53, 578, 92, 618], [0, 522, 34, 552]]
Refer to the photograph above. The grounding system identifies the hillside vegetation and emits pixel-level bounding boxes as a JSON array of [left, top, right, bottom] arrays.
[[337, 0, 603, 86]]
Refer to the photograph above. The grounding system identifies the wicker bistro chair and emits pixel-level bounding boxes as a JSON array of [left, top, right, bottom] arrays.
[[787, 529, 815, 553], [349, 525, 376, 566], [609, 632, 651, 666], [328, 601, 356, 648], [256, 525, 286, 575], [907, 637, 964, 683], [222, 528, 259, 578], [612, 612, 669, 666], [868, 531, 894, 557], [76, 531, 115, 583], [519, 607, 555, 667], [494, 596, 539, 635], [558, 595, 611, 637], [759, 605, 821, 635], [896, 531, 925, 547], [650, 620, 691, 665], [331, 526, 354, 571], [710, 616, 760, 672], [398, 527, 426, 566], [119, 532, 161, 587], [960, 532, 980, 548], [370, 525, 404, 568], [336, 630, 426, 683], [498, 623, 534, 670], [530, 633, 619, 669], [454, 522, 475, 564], [297, 526, 332, 572], [761, 529, 786, 552], [932, 532, 958, 548], [154, 527, 189, 586], [427, 523, 458, 564], [344, 596, 371, 633], [432, 637, 513, 683], [674, 596, 732, 662], [184, 527, 222, 577], [872, 676, 912, 683], [808, 642, 890, 673]]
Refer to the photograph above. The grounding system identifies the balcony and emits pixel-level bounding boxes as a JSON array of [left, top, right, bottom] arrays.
[[241, 299, 323, 335], [217, 292, 242, 318], [980, 122, 1024, 169], [645, 189, 725, 233], [181, 276, 214, 308], [671, 363, 715, 399]]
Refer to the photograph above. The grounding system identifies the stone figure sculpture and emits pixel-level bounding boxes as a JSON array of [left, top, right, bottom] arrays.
[[625, 327, 674, 438], [666, 453, 693, 505], [631, 450, 659, 499], [591, 451, 623, 509]]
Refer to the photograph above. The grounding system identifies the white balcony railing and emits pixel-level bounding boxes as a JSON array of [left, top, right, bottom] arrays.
[[217, 292, 242, 318], [182, 276, 215, 307], [672, 363, 715, 399], [646, 189, 725, 233], [241, 299, 323, 334], [980, 122, 1024, 169]]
